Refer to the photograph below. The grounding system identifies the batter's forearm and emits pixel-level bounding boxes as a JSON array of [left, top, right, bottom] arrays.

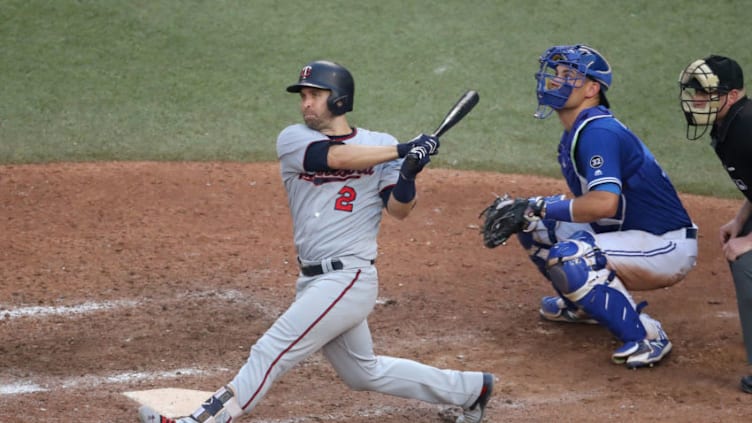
[[327, 144, 399, 170], [387, 174, 418, 219], [387, 195, 416, 219]]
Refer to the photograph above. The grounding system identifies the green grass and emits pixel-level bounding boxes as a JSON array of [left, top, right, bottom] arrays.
[[1, 0, 750, 197]]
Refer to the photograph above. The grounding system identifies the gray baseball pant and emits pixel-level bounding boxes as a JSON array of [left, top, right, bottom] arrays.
[[730, 217, 752, 365]]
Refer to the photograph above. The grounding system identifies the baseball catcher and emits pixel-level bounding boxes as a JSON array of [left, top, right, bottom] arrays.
[[478, 44, 699, 370]]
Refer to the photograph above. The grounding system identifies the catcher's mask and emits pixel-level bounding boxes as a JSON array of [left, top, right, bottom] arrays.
[[286, 60, 354, 116], [679, 55, 743, 140], [534, 44, 612, 119]]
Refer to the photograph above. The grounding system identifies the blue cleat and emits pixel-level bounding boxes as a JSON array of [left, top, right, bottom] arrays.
[[539, 296, 597, 324]]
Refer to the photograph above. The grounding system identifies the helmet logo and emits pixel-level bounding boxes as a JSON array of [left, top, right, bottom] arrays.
[[300, 66, 313, 80]]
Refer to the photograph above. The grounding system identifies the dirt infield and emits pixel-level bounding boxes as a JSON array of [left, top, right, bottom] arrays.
[[1, 161, 751, 422]]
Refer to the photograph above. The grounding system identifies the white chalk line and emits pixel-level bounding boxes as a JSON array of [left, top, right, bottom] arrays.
[[0, 292, 394, 322], [0, 366, 232, 395], [0, 289, 253, 321], [0, 299, 140, 319], [0, 288, 262, 397]]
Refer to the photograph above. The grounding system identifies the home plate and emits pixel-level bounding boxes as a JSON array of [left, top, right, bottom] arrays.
[[124, 388, 211, 418]]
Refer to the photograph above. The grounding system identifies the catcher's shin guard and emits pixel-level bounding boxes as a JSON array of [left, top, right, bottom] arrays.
[[546, 232, 647, 343]]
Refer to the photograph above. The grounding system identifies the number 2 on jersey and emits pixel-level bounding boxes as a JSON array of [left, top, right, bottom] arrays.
[[334, 186, 356, 212]]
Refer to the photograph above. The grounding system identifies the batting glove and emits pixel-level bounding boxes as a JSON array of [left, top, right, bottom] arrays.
[[397, 134, 440, 158], [400, 145, 432, 180]]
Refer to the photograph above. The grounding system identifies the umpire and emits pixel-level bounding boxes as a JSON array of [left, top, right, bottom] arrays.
[[679, 54, 752, 393]]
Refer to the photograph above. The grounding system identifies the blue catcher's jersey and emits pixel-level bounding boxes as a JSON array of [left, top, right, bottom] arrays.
[[558, 106, 692, 234]]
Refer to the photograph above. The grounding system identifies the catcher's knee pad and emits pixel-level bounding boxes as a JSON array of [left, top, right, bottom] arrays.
[[517, 231, 548, 278], [546, 231, 647, 342], [517, 219, 560, 278]]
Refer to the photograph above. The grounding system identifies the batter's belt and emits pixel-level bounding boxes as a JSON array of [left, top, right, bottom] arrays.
[[298, 256, 376, 277]]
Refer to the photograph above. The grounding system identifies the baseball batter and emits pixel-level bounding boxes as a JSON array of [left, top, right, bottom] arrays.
[[139, 60, 493, 423], [484, 45, 697, 369]]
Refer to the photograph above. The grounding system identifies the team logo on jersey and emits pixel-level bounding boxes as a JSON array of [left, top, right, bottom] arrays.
[[300, 66, 313, 80], [589, 155, 604, 169], [299, 167, 375, 185]]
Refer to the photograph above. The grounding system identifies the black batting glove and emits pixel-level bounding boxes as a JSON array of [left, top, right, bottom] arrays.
[[397, 134, 440, 158]]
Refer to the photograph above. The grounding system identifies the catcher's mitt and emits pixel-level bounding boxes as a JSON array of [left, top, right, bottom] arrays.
[[479, 194, 536, 248]]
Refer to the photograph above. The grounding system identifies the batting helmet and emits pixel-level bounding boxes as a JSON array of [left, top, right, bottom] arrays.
[[534, 44, 612, 119], [286, 60, 354, 115]]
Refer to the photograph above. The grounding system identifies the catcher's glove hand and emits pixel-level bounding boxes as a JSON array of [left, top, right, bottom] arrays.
[[479, 194, 544, 248]]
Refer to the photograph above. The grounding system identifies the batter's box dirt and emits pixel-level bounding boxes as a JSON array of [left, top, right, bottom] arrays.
[[0, 162, 750, 422]]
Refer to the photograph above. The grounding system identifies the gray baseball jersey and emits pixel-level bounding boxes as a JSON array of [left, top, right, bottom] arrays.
[[277, 123, 400, 262]]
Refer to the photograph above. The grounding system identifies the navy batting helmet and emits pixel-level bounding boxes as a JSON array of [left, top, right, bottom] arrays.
[[286, 60, 354, 115]]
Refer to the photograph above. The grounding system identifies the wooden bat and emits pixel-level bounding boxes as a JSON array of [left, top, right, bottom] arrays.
[[403, 90, 480, 171], [431, 89, 480, 138]]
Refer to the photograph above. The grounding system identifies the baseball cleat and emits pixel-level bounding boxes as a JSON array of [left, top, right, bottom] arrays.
[[138, 405, 199, 423], [539, 296, 598, 324], [611, 341, 641, 365], [456, 372, 494, 423], [623, 327, 672, 369], [741, 375, 752, 394]]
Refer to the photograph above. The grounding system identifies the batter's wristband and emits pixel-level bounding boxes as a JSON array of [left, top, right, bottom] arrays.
[[544, 199, 573, 222], [392, 174, 416, 203], [396, 143, 411, 158]]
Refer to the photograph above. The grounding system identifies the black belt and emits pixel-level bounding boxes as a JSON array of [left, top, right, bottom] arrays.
[[299, 259, 375, 277], [685, 227, 698, 239]]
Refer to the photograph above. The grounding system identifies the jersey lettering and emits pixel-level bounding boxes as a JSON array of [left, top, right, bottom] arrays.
[[299, 168, 375, 186]]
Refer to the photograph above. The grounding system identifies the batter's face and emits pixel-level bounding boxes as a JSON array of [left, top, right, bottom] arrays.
[[298, 87, 335, 131]]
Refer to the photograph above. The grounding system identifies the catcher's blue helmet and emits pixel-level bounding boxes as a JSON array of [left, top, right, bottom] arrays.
[[286, 60, 354, 115], [534, 44, 612, 119]]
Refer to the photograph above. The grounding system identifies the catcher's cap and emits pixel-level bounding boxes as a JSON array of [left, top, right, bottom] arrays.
[[702, 55, 744, 92]]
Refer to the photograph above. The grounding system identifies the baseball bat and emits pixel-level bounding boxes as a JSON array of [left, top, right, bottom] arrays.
[[403, 90, 480, 172], [431, 89, 480, 138]]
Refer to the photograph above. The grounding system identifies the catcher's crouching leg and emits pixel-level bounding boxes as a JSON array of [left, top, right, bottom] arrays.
[[519, 220, 580, 313], [517, 218, 560, 278], [546, 231, 649, 354]]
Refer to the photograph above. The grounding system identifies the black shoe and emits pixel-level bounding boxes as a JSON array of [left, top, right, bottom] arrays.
[[741, 375, 752, 394]]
